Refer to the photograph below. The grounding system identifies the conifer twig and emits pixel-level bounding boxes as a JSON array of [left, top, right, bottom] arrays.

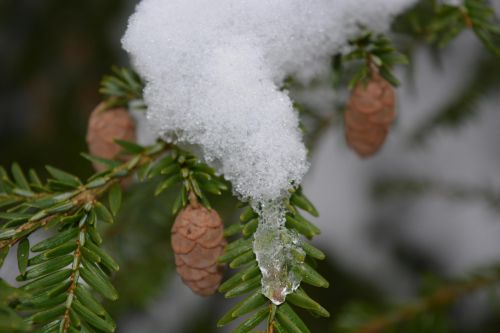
[[354, 270, 500, 333], [0, 142, 170, 251]]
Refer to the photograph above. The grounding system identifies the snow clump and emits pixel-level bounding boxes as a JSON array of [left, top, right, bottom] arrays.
[[122, 0, 417, 202], [123, 0, 417, 304]]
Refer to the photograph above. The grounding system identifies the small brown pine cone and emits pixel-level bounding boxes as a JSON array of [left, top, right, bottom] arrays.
[[86, 103, 136, 172], [344, 74, 396, 158], [171, 203, 226, 296]]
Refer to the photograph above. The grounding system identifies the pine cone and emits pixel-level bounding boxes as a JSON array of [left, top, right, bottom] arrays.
[[171, 203, 226, 296], [86, 103, 136, 171], [344, 74, 396, 157]]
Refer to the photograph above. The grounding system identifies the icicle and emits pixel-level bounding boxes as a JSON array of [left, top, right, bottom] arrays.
[[252, 199, 304, 305]]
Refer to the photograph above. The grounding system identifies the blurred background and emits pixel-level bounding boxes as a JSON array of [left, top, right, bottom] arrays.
[[1, 1, 500, 332]]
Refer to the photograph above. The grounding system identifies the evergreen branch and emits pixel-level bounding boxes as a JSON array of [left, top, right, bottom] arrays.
[[0, 125, 232, 332], [17, 207, 120, 332], [2, 137, 326, 333], [0, 141, 169, 253], [344, 32, 408, 88], [99, 66, 145, 109], [218, 188, 329, 333], [394, 0, 500, 56], [143, 147, 229, 213], [0, 184, 112, 251], [0, 141, 169, 332], [350, 268, 500, 333]]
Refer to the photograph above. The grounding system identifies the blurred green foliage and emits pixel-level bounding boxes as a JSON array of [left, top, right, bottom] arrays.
[[0, 279, 30, 333], [0, 0, 133, 173]]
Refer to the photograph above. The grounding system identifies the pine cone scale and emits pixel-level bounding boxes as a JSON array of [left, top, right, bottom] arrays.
[[171, 232, 197, 254], [196, 226, 225, 248], [178, 244, 224, 269]]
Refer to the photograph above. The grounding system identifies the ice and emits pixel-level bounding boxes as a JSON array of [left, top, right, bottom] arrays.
[[122, 0, 416, 303], [252, 200, 304, 304]]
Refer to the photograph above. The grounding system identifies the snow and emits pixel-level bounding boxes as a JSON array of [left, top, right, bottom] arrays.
[[123, 0, 417, 202], [122, 0, 417, 303]]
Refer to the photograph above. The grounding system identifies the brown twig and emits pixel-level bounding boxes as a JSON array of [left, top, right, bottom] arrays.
[[61, 234, 83, 333], [0, 215, 57, 250], [188, 190, 200, 209], [0, 184, 106, 251], [459, 6, 474, 29], [267, 303, 276, 333], [354, 272, 500, 333]]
